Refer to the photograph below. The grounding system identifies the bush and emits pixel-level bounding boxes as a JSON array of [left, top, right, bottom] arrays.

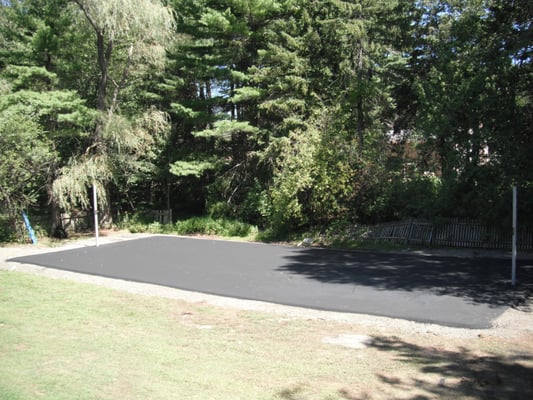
[[175, 217, 220, 235], [175, 216, 257, 238], [0, 214, 15, 242], [118, 212, 258, 239]]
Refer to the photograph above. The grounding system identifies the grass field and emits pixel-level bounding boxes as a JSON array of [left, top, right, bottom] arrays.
[[1, 270, 532, 400]]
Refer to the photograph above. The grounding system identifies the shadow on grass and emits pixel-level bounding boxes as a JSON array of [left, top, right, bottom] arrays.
[[278, 248, 533, 307], [368, 336, 532, 400], [277, 336, 533, 400]]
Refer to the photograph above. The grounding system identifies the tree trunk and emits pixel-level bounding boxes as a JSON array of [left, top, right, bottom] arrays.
[[98, 185, 113, 228], [47, 183, 63, 237]]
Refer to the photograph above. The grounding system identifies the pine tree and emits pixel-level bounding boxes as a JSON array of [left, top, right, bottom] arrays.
[[165, 0, 282, 217], [0, 65, 94, 237]]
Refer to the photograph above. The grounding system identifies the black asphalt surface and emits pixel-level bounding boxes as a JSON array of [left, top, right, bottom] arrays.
[[9, 236, 533, 328]]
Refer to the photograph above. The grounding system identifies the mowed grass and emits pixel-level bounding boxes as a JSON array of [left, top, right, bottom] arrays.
[[1, 270, 532, 400]]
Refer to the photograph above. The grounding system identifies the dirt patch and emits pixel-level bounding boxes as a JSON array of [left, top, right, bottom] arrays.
[[322, 334, 374, 349]]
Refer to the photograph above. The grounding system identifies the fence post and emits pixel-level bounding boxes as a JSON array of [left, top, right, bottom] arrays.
[[427, 225, 434, 245], [407, 219, 414, 244]]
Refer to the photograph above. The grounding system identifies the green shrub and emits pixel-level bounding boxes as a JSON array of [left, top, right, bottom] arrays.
[[118, 212, 258, 239], [175, 216, 219, 235], [174, 216, 257, 238], [0, 214, 15, 242]]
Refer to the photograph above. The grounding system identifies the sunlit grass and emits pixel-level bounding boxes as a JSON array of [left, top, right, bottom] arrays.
[[1, 271, 532, 400], [0, 271, 366, 399]]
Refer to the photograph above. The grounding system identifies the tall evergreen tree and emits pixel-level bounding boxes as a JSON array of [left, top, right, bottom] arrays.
[[0, 1, 98, 234], [166, 0, 282, 219]]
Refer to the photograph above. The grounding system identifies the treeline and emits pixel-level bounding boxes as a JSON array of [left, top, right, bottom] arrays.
[[1, 0, 532, 240]]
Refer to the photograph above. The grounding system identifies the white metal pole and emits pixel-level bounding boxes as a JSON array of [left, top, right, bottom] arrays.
[[93, 183, 99, 247], [512, 186, 517, 286]]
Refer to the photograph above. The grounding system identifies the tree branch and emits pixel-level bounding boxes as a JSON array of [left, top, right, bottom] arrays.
[[73, 0, 101, 35]]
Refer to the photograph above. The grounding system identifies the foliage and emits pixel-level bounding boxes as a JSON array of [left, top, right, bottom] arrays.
[[410, 0, 533, 224], [0, 215, 16, 242], [174, 216, 258, 237], [0, 67, 72, 238], [266, 127, 319, 232], [170, 160, 219, 178], [118, 212, 258, 238], [2, 0, 532, 241], [0, 110, 56, 237], [48, 0, 175, 221]]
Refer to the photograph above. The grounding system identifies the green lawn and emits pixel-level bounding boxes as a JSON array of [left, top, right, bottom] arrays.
[[1, 270, 532, 400]]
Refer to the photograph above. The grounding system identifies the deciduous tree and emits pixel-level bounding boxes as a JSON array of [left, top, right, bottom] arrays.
[[53, 0, 175, 223]]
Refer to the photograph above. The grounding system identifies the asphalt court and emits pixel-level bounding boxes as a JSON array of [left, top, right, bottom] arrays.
[[9, 235, 533, 328]]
